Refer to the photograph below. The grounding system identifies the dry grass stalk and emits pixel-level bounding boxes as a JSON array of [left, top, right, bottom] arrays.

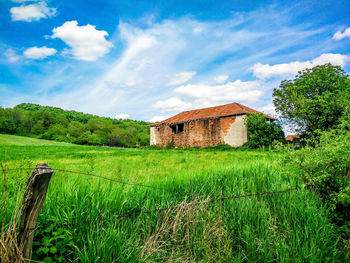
[[0, 187, 25, 262], [140, 197, 232, 263], [0, 205, 26, 263], [1, 153, 26, 263]]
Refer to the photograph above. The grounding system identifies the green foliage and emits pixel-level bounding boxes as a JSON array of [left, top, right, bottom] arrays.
[[0, 103, 150, 147], [244, 113, 285, 148], [203, 143, 234, 151], [280, 126, 350, 226], [165, 141, 174, 149], [273, 64, 350, 136], [32, 224, 75, 262]]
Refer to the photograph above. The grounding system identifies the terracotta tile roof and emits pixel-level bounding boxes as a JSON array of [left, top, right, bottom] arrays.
[[285, 135, 300, 141], [151, 102, 274, 126]]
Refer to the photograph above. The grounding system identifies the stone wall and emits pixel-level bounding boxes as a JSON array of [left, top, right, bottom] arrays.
[[150, 115, 248, 147]]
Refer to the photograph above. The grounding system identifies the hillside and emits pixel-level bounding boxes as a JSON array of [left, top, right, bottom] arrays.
[[0, 103, 150, 147]]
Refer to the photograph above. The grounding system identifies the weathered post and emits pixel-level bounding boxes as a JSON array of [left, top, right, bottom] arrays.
[[18, 163, 53, 262]]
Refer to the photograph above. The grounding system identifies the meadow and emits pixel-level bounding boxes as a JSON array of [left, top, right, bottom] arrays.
[[1, 134, 345, 262]]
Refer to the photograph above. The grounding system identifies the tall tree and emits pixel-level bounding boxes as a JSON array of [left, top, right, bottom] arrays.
[[273, 64, 350, 135]]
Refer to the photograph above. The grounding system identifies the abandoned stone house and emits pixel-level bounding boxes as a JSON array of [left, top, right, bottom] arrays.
[[150, 102, 273, 147]]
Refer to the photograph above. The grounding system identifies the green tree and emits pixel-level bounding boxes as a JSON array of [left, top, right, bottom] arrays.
[[273, 64, 350, 136], [32, 120, 45, 135], [0, 103, 150, 147], [67, 121, 85, 138], [244, 113, 285, 148]]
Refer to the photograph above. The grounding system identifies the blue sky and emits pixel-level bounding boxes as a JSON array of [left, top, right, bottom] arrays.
[[1, 0, 350, 122]]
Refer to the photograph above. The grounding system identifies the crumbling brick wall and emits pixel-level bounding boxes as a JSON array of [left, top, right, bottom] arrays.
[[150, 114, 248, 147]]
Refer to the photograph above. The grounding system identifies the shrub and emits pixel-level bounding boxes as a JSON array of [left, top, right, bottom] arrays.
[[244, 113, 285, 148], [166, 141, 174, 149], [282, 128, 350, 225], [203, 143, 234, 151]]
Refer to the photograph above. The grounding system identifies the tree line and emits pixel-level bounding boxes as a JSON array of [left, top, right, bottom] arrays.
[[0, 103, 150, 147]]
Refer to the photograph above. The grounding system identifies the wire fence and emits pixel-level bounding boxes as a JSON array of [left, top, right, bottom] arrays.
[[57, 184, 302, 228], [1, 166, 307, 229], [1, 164, 310, 263], [1, 167, 188, 196]]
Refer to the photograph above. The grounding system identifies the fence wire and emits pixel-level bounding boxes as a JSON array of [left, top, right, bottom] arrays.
[[2, 166, 307, 229], [41, 184, 304, 228], [1, 167, 191, 196]]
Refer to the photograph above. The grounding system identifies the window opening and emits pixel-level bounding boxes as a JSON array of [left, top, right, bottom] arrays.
[[170, 123, 184, 134]]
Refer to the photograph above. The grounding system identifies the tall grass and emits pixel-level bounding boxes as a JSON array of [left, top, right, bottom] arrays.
[[1, 144, 345, 262]]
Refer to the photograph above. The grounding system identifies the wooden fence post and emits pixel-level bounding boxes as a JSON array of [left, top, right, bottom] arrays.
[[18, 163, 53, 262]]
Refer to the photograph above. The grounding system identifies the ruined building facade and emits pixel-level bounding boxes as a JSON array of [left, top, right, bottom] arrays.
[[150, 102, 273, 147]]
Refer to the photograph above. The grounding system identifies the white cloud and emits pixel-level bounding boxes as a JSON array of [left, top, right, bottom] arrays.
[[153, 79, 263, 115], [214, 75, 229, 84], [23, 46, 57, 59], [17, 10, 337, 121], [52, 21, 113, 61], [12, 0, 35, 2], [52, 15, 321, 118], [150, 115, 169, 122], [123, 80, 136, 87], [252, 53, 349, 79], [173, 80, 262, 107], [193, 27, 203, 35], [10, 2, 56, 22], [115, 113, 130, 119], [154, 97, 192, 113], [257, 103, 276, 116], [4, 49, 20, 62], [333, 27, 350, 40], [168, 72, 196, 86]]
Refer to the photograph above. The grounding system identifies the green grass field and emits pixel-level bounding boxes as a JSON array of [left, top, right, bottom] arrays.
[[1, 134, 345, 262], [0, 134, 74, 146]]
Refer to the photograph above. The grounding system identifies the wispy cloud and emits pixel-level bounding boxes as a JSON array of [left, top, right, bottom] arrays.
[[23, 46, 57, 59], [3, 6, 347, 123], [115, 113, 130, 119], [4, 49, 20, 62], [333, 27, 350, 40], [168, 72, 196, 86], [214, 75, 229, 84]]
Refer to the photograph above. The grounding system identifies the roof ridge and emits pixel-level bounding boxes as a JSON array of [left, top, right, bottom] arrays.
[[168, 102, 238, 117], [235, 102, 247, 113], [150, 102, 274, 127]]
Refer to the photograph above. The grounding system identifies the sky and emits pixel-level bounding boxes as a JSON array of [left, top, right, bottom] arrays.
[[1, 0, 350, 122]]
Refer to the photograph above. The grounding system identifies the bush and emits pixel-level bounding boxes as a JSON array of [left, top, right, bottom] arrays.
[[166, 141, 174, 149], [281, 128, 350, 225], [244, 113, 285, 148], [143, 145, 162, 150], [203, 143, 234, 151]]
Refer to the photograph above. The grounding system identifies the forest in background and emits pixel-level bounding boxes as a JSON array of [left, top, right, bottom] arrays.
[[0, 103, 150, 147]]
